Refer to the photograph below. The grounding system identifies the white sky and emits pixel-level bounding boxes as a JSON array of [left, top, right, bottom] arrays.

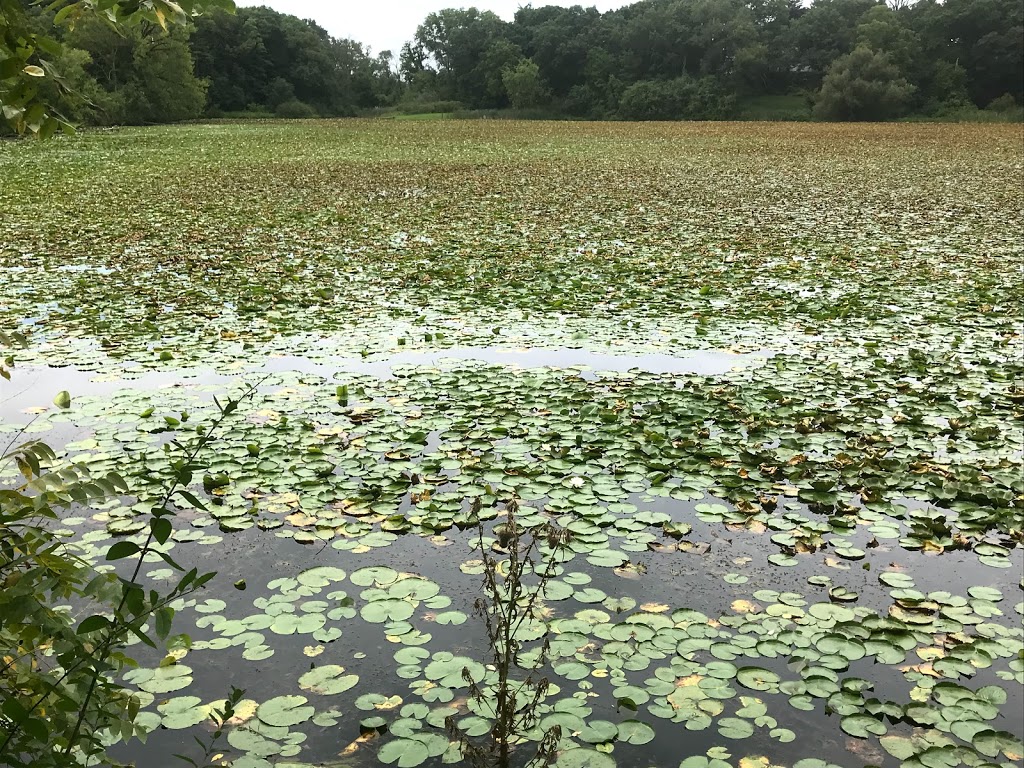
[[235, 2, 628, 59]]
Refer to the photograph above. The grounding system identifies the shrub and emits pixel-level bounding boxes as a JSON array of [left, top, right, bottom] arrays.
[[736, 94, 813, 121], [987, 93, 1020, 113], [395, 100, 464, 114], [618, 77, 734, 121], [265, 77, 296, 108], [0, 344, 259, 768], [275, 99, 318, 119], [618, 80, 683, 121], [210, 110, 277, 120]]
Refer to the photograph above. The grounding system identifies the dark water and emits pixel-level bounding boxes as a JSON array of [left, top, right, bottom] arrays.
[[99, 496, 1023, 768]]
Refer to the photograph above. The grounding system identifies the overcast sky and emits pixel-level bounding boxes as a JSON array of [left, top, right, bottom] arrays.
[[235, 2, 628, 60]]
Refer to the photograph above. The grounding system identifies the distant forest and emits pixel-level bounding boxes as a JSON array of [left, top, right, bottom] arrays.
[[24, 0, 1024, 123]]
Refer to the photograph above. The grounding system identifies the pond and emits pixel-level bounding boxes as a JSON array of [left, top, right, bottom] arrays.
[[3, 349, 1021, 768], [1, 121, 1022, 768]]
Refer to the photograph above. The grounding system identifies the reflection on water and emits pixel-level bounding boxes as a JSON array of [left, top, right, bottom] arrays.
[[330, 346, 775, 376], [0, 346, 772, 428]]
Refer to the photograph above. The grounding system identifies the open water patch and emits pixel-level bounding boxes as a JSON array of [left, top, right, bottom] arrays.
[[0, 347, 771, 432]]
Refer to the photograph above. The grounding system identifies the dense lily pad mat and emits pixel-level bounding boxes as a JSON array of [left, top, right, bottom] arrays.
[[0, 120, 1022, 768], [0, 122, 1022, 368]]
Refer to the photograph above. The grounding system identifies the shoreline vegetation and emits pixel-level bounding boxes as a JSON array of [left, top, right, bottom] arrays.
[[7, 0, 1022, 135]]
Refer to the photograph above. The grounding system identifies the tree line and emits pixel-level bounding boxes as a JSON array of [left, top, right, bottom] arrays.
[[404, 0, 1022, 120], [17, 3, 399, 125], [23, 0, 1024, 124]]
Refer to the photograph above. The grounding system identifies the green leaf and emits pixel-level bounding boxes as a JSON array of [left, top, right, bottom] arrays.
[[616, 720, 655, 745], [137, 664, 193, 694], [158, 696, 208, 729], [378, 737, 429, 767], [351, 566, 400, 586], [361, 599, 415, 623], [578, 720, 618, 744], [298, 665, 359, 695], [77, 615, 110, 634], [176, 489, 208, 510], [256, 695, 314, 727], [879, 735, 919, 760], [736, 666, 780, 691], [53, 390, 71, 409], [155, 607, 174, 639], [841, 714, 887, 738], [152, 517, 172, 544], [973, 730, 1024, 760], [555, 748, 616, 767], [717, 718, 754, 739], [107, 541, 141, 560]]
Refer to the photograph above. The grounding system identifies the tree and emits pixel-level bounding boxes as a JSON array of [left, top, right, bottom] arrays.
[[970, 27, 1024, 105], [31, 47, 107, 125], [413, 8, 510, 106], [1, 0, 233, 135], [189, 7, 268, 112], [855, 5, 921, 73], [814, 44, 916, 119], [503, 58, 549, 109], [919, 59, 973, 112], [191, 7, 399, 116], [512, 4, 600, 97], [66, 17, 207, 124], [690, 0, 760, 79], [786, 0, 879, 84], [908, 0, 1023, 107], [734, 42, 774, 92], [480, 38, 522, 106], [5, 0, 1021, 130], [399, 39, 427, 82]]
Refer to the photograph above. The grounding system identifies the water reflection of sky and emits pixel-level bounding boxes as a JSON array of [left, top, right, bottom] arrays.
[[0, 347, 773, 428]]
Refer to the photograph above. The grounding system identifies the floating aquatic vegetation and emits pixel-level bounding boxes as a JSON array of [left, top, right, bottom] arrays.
[[0, 121, 1021, 768]]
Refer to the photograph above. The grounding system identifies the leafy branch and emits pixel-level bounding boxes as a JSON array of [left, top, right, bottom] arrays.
[[0, 376, 265, 766], [1, 0, 235, 136], [449, 497, 571, 768]]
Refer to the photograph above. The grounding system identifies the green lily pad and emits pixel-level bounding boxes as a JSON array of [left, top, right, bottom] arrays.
[[157, 696, 209, 729], [717, 717, 755, 739], [736, 667, 780, 692], [617, 719, 656, 745], [840, 714, 887, 738], [298, 665, 359, 695], [257, 695, 315, 727], [555, 748, 616, 767], [378, 737, 429, 767]]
